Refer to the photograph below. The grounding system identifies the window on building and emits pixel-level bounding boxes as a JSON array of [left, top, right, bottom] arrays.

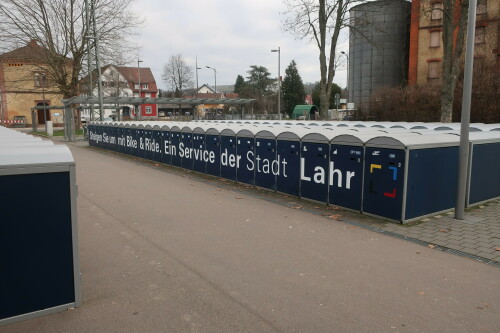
[[430, 31, 441, 47], [475, 26, 485, 44], [145, 93, 151, 98], [431, 2, 443, 20], [428, 61, 441, 79], [142, 83, 148, 89], [34, 72, 48, 87], [477, 0, 487, 15], [145, 106, 152, 115], [134, 83, 139, 89]]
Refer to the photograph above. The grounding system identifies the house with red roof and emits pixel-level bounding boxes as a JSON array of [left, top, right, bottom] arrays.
[[80, 65, 158, 119]]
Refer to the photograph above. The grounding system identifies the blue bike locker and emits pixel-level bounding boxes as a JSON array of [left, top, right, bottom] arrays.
[[192, 127, 207, 173], [254, 129, 279, 191], [180, 126, 194, 170], [364, 134, 459, 223], [300, 133, 329, 203], [0, 141, 81, 326], [467, 132, 500, 206], [142, 125, 154, 161], [220, 128, 237, 181], [160, 125, 172, 165], [152, 125, 163, 162], [329, 134, 365, 211], [170, 126, 182, 167], [276, 131, 302, 197], [236, 129, 255, 186], [137, 124, 146, 159], [205, 128, 221, 177]]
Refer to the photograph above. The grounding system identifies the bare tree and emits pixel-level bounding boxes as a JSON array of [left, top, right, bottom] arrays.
[[283, 0, 363, 119], [440, 0, 468, 122], [161, 54, 194, 96], [0, 0, 142, 99]]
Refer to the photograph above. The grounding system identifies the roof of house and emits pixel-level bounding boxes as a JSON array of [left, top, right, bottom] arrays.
[[0, 39, 70, 63], [115, 66, 156, 84]]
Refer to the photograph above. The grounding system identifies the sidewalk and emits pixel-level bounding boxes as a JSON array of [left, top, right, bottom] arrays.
[[32, 134, 500, 267]]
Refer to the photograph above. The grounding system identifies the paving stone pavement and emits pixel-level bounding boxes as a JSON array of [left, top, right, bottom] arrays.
[[377, 200, 500, 264]]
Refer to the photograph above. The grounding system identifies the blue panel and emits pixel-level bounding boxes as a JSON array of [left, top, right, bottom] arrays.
[[152, 130, 163, 162], [236, 137, 255, 185], [170, 131, 182, 167], [88, 125, 98, 147], [205, 134, 221, 177], [254, 138, 277, 190], [144, 128, 156, 161], [180, 132, 194, 170], [300, 142, 329, 203], [161, 130, 172, 165], [131, 128, 139, 157], [137, 128, 146, 158], [125, 127, 134, 155], [405, 147, 458, 219], [102, 126, 112, 151], [117, 127, 125, 153], [220, 135, 237, 181], [0, 172, 75, 320], [329, 145, 363, 211], [192, 134, 207, 173], [469, 143, 500, 204], [111, 126, 117, 151], [363, 148, 405, 221], [276, 140, 300, 196]]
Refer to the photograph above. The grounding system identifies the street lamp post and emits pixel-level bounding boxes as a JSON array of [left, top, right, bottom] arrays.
[[137, 59, 143, 120], [205, 66, 217, 94], [41, 73, 47, 127], [271, 47, 281, 120], [341, 51, 349, 103]]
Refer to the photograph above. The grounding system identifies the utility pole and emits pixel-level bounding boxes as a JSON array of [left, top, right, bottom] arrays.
[[137, 59, 143, 120], [455, 0, 478, 220], [271, 47, 281, 120]]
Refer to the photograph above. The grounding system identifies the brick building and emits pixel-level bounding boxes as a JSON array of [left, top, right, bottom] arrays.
[[408, 0, 499, 85], [0, 40, 67, 126]]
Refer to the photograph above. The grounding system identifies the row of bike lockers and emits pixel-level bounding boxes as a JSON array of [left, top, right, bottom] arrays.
[[88, 121, 500, 223]]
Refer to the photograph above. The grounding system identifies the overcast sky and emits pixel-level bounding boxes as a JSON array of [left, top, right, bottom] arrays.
[[130, 0, 349, 91]]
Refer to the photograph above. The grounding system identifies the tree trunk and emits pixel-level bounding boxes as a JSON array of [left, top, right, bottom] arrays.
[[440, 0, 468, 123]]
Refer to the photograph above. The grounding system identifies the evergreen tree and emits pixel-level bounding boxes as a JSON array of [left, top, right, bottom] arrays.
[[282, 60, 306, 117], [234, 75, 246, 94], [246, 65, 273, 95], [312, 82, 341, 108]]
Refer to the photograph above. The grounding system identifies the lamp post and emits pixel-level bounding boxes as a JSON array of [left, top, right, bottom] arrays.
[[137, 59, 143, 120], [341, 51, 349, 103], [41, 73, 47, 127], [271, 47, 281, 120], [205, 66, 217, 94]]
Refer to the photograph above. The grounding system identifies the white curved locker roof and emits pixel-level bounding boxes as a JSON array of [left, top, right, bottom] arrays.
[[366, 133, 460, 149], [0, 145, 74, 168]]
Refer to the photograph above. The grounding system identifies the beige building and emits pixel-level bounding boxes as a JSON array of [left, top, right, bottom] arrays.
[[409, 0, 499, 85], [0, 40, 66, 126]]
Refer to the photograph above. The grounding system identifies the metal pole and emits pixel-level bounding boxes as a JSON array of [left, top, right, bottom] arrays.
[[42, 74, 47, 129], [90, 0, 104, 120], [84, 0, 93, 121], [455, 0, 477, 220], [206, 66, 216, 94], [341, 51, 349, 103], [196, 56, 201, 120], [138, 59, 143, 120], [278, 47, 281, 120], [271, 47, 281, 120]]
